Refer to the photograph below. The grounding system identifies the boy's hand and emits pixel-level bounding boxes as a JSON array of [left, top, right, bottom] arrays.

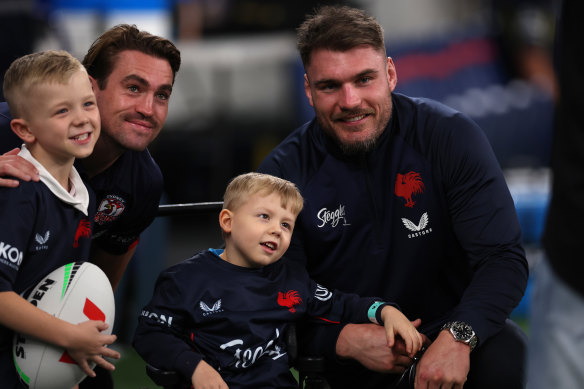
[[0, 148, 39, 187], [65, 321, 120, 377], [380, 306, 423, 357], [192, 360, 229, 389]]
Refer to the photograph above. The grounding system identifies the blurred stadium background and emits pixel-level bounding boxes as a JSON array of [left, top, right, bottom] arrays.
[[1, 0, 556, 387]]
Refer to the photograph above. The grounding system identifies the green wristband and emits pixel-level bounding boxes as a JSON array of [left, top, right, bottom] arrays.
[[368, 301, 385, 324]]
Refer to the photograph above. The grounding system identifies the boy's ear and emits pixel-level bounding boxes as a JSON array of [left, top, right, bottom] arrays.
[[218, 209, 233, 234], [10, 119, 36, 143]]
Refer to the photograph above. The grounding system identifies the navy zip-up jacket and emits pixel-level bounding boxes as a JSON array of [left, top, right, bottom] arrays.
[[258, 93, 528, 384]]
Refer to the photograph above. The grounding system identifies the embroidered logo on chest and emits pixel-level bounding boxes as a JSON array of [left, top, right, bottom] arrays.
[[73, 219, 92, 248], [316, 204, 350, 228], [200, 299, 223, 316], [95, 195, 126, 225], [395, 171, 425, 208], [277, 290, 302, 313], [33, 230, 50, 251], [401, 212, 433, 238]]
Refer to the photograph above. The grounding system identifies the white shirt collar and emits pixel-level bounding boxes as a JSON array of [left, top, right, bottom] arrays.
[[18, 145, 90, 216]]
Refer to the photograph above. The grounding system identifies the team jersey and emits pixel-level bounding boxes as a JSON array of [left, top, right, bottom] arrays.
[[133, 249, 390, 389], [0, 101, 163, 255], [0, 147, 95, 388], [81, 149, 163, 255], [258, 93, 528, 387]]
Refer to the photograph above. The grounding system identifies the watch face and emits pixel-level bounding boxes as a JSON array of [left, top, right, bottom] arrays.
[[453, 322, 474, 340]]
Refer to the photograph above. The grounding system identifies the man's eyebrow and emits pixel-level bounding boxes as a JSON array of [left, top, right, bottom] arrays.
[[122, 74, 149, 86], [311, 68, 380, 88], [122, 74, 173, 93]]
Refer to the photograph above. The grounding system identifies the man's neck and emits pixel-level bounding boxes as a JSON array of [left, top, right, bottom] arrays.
[[81, 132, 125, 178]]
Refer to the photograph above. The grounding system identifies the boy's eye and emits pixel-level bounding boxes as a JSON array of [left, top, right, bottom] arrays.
[[259, 213, 269, 220], [56, 108, 68, 115], [281, 222, 291, 230]]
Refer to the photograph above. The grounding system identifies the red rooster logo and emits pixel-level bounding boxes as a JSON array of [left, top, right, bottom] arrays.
[[73, 219, 92, 248], [394, 172, 425, 208], [277, 290, 302, 313]]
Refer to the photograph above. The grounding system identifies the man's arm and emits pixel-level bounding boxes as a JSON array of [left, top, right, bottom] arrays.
[[0, 148, 39, 187], [336, 322, 427, 373], [90, 245, 137, 291]]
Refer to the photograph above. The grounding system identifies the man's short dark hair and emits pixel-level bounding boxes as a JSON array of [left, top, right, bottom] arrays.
[[297, 5, 386, 69], [82, 24, 181, 89]]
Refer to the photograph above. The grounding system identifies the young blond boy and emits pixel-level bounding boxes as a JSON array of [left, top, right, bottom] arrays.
[[134, 172, 422, 388], [0, 50, 119, 388]]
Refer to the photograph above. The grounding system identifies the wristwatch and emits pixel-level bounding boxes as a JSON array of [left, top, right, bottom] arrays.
[[441, 321, 478, 351]]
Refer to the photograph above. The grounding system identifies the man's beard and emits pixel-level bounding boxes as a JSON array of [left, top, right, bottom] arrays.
[[337, 136, 379, 155], [317, 107, 390, 156]]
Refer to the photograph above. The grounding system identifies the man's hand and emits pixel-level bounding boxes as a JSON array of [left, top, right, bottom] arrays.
[[336, 320, 428, 373], [414, 330, 470, 389], [0, 148, 39, 187], [192, 360, 229, 389]]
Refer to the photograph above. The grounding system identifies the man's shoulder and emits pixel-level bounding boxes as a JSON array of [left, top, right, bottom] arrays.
[[258, 119, 323, 179], [90, 148, 163, 192], [394, 93, 477, 130], [392, 93, 485, 153], [121, 149, 163, 182]]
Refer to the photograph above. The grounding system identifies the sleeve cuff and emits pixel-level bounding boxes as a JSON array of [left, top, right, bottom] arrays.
[[368, 301, 394, 325], [174, 349, 203, 380]]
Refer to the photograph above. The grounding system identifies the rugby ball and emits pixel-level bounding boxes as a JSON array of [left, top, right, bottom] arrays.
[[13, 262, 115, 389]]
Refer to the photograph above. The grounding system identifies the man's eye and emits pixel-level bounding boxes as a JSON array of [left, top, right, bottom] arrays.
[[128, 85, 139, 93], [319, 84, 337, 91], [157, 92, 170, 101]]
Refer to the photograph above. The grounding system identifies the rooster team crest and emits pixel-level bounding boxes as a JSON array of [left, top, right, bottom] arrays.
[[95, 195, 126, 225], [73, 219, 91, 248], [395, 171, 425, 208], [277, 290, 302, 313]]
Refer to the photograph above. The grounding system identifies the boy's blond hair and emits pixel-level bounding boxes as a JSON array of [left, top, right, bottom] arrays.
[[223, 173, 304, 216], [3, 50, 84, 118]]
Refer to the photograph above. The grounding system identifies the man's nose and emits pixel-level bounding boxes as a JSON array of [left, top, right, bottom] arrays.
[[339, 84, 361, 109]]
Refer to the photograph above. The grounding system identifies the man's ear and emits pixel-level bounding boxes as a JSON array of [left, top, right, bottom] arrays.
[[386, 57, 398, 92], [10, 119, 35, 143], [89, 75, 99, 92], [219, 209, 233, 234], [304, 74, 314, 107]]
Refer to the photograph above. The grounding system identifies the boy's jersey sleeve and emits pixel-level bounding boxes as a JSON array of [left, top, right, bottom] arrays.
[[303, 276, 388, 325], [0, 184, 34, 292], [133, 268, 204, 380]]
